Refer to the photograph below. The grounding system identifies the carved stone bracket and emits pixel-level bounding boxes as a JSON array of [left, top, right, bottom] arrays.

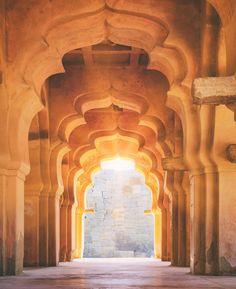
[[225, 144, 236, 163], [226, 103, 236, 121], [192, 75, 236, 105]]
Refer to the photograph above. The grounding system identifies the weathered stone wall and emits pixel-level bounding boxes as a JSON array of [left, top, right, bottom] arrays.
[[83, 169, 154, 258]]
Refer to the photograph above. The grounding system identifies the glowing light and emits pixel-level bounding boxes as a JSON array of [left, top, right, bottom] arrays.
[[101, 158, 135, 171]]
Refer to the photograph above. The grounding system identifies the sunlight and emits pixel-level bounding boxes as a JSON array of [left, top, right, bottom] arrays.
[[101, 157, 135, 171]]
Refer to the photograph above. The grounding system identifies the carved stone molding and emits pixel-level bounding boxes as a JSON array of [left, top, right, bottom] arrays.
[[225, 144, 236, 163]]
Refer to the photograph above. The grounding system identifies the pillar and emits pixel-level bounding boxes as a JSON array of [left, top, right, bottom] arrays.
[[39, 194, 49, 266], [59, 154, 70, 262], [66, 166, 79, 261], [183, 172, 190, 267], [66, 203, 74, 261], [163, 164, 189, 267], [189, 172, 206, 274], [176, 172, 187, 267], [154, 212, 162, 258], [74, 209, 83, 258], [0, 169, 25, 275], [189, 169, 219, 275], [24, 191, 40, 266], [215, 106, 236, 274], [166, 200, 172, 261], [160, 204, 168, 261], [38, 98, 51, 266], [205, 170, 219, 274], [171, 181, 178, 266], [60, 200, 68, 262], [24, 116, 41, 266], [218, 170, 236, 274], [48, 195, 60, 266], [48, 144, 70, 265]]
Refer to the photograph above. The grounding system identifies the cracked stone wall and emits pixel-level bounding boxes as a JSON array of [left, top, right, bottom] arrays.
[[83, 169, 154, 258]]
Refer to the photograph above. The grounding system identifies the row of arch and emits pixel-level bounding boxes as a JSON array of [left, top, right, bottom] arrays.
[[25, 63, 181, 264], [1, 0, 235, 276]]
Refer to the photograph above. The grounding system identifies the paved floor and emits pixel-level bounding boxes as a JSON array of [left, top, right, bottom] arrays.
[[0, 258, 236, 289]]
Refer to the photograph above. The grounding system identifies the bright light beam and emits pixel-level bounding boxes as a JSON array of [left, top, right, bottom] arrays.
[[101, 158, 135, 171]]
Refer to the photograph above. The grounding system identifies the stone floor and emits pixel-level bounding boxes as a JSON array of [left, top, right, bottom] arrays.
[[0, 258, 236, 289]]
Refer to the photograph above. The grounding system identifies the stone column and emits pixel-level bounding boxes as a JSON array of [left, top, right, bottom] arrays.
[[0, 169, 25, 275], [60, 201, 68, 262], [175, 172, 187, 267], [66, 203, 74, 261], [47, 144, 70, 266], [215, 107, 236, 274], [192, 74, 236, 275], [48, 194, 60, 266], [74, 208, 83, 258], [38, 102, 51, 267], [160, 205, 168, 261], [60, 155, 70, 262], [171, 181, 178, 266], [24, 191, 40, 266], [205, 170, 219, 274], [218, 170, 236, 274], [39, 194, 49, 266], [153, 211, 162, 258], [189, 172, 206, 274], [166, 201, 172, 261], [66, 167, 78, 261], [162, 158, 188, 267], [0, 11, 26, 275], [24, 118, 42, 267], [183, 172, 190, 267]]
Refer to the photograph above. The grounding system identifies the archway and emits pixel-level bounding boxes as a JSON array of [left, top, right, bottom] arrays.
[[83, 159, 154, 258], [1, 1, 202, 276], [23, 41, 188, 273]]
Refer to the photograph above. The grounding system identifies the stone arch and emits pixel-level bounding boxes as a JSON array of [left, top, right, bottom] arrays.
[[73, 149, 161, 258], [7, 5, 195, 174], [4, 3, 198, 275]]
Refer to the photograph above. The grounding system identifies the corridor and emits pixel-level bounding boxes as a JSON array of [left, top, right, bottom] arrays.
[[0, 259, 235, 289], [1, 0, 236, 281]]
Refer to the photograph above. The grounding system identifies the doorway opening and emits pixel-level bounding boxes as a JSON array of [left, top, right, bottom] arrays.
[[83, 158, 154, 258]]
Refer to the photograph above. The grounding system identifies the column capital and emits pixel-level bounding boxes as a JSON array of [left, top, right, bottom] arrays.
[[0, 167, 27, 181]]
